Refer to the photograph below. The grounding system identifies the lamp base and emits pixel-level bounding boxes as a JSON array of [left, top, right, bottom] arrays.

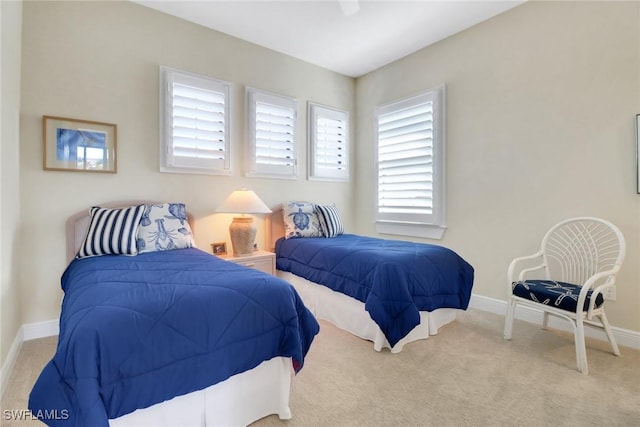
[[229, 217, 256, 257]]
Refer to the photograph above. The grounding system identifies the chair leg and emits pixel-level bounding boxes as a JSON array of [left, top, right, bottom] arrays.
[[504, 298, 516, 340], [542, 312, 550, 330], [575, 318, 588, 374], [598, 312, 620, 356]]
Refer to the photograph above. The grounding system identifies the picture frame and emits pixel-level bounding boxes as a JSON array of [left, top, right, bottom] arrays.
[[211, 242, 227, 256], [43, 115, 117, 173], [637, 114, 640, 194]]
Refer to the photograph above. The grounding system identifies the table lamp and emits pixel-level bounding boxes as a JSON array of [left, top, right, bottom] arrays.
[[216, 189, 272, 256]]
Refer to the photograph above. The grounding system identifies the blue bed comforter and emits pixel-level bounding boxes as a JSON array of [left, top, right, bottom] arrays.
[[275, 234, 473, 347], [29, 248, 319, 427]]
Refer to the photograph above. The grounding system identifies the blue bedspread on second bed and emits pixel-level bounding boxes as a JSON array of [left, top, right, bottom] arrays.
[[276, 234, 474, 347], [29, 248, 319, 427]]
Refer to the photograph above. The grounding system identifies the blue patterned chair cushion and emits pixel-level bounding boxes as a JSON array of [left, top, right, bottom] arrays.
[[136, 203, 195, 253], [512, 279, 604, 312], [282, 202, 322, 239]]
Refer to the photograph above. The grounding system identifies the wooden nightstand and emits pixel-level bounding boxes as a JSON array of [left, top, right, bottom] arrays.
[[218, 250, 275, 276]]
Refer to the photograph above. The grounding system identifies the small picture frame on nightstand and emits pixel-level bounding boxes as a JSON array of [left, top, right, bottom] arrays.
[[211, 242, 227, 255]]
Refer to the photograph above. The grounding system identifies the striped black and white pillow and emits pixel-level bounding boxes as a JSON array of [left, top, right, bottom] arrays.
[[315, 204, 344, 238], [77, 205, 145, 258]]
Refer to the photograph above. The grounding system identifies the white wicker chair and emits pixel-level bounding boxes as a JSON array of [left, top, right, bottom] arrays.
[[503, 217, 625, 374]]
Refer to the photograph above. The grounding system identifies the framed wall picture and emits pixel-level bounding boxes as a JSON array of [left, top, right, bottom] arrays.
[[211, 242, 227, 256], [43, 115, 117, 173], [637, 114, 640, 194]]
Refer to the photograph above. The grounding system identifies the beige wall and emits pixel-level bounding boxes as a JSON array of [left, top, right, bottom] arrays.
[[19, 1, 355, 324], [1, 0, 23, 373], [356, 1, 640, 331]]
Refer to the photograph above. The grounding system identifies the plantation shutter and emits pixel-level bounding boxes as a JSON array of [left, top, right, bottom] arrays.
[[309, 103, 349, 181], [376, 89, 443, 226], [160, 66, 231, 174], [247, 88, 297, 178]]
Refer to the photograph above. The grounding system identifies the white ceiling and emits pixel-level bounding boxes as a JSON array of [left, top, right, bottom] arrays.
[[133, 0, 525, 78]]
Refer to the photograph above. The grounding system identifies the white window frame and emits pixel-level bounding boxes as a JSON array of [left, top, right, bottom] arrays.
[[159, 66, 231, 175], [308, 102, 350, 182], [246, 87, 298, 179], [374, 85, 446, 240]]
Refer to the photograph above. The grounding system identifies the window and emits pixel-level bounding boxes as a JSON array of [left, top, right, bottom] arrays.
[[308, 102, 349, 182], [374, 85, 446, 239], [159, 66, 231, 175], [246, 87, 297, 179]]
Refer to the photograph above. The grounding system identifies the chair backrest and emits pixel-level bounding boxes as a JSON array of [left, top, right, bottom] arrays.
[[540, 217, 625, 286]]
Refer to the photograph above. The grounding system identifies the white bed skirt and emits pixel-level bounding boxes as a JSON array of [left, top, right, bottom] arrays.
[[278, 271, 458, 353], [110, 357, 293, 427]]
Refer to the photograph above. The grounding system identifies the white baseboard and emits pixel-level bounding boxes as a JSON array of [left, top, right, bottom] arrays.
[[0, 327, 23, 400], [0, 319, 58, 400], [469, 293, 640, 350], [22, 319, 59, 341]]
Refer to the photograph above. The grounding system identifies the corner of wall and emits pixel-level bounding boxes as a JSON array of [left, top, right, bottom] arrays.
[[0, 0, 23, 374]]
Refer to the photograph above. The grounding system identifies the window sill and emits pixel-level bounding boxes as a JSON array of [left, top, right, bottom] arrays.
[[375, 221, 446, 240], [160, 166, 232, 176], [307, 175, 349, 183], [244, 172, 298, 180]]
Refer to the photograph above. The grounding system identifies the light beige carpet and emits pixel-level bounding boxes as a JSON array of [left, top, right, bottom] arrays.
[[2, 309, 639, 426]]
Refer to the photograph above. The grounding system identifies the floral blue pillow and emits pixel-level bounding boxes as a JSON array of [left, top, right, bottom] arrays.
[[282, 202, 322, 239], [136, 203, 196, 253]]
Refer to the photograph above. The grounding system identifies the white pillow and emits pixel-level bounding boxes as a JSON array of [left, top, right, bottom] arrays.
[[136, 203, 196, 253], [315, 204, 344, 238], [77, 205, 145, 259], [282, 202, 322, 239]]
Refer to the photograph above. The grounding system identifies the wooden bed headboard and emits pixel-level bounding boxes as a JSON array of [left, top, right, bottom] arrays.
[[266, 205, 285, 252], [66, 201, 195, 264]]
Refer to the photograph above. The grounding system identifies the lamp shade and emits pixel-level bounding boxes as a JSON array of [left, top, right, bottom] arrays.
[[216, 189, 272, 214], [216, 189, 271, 257]]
